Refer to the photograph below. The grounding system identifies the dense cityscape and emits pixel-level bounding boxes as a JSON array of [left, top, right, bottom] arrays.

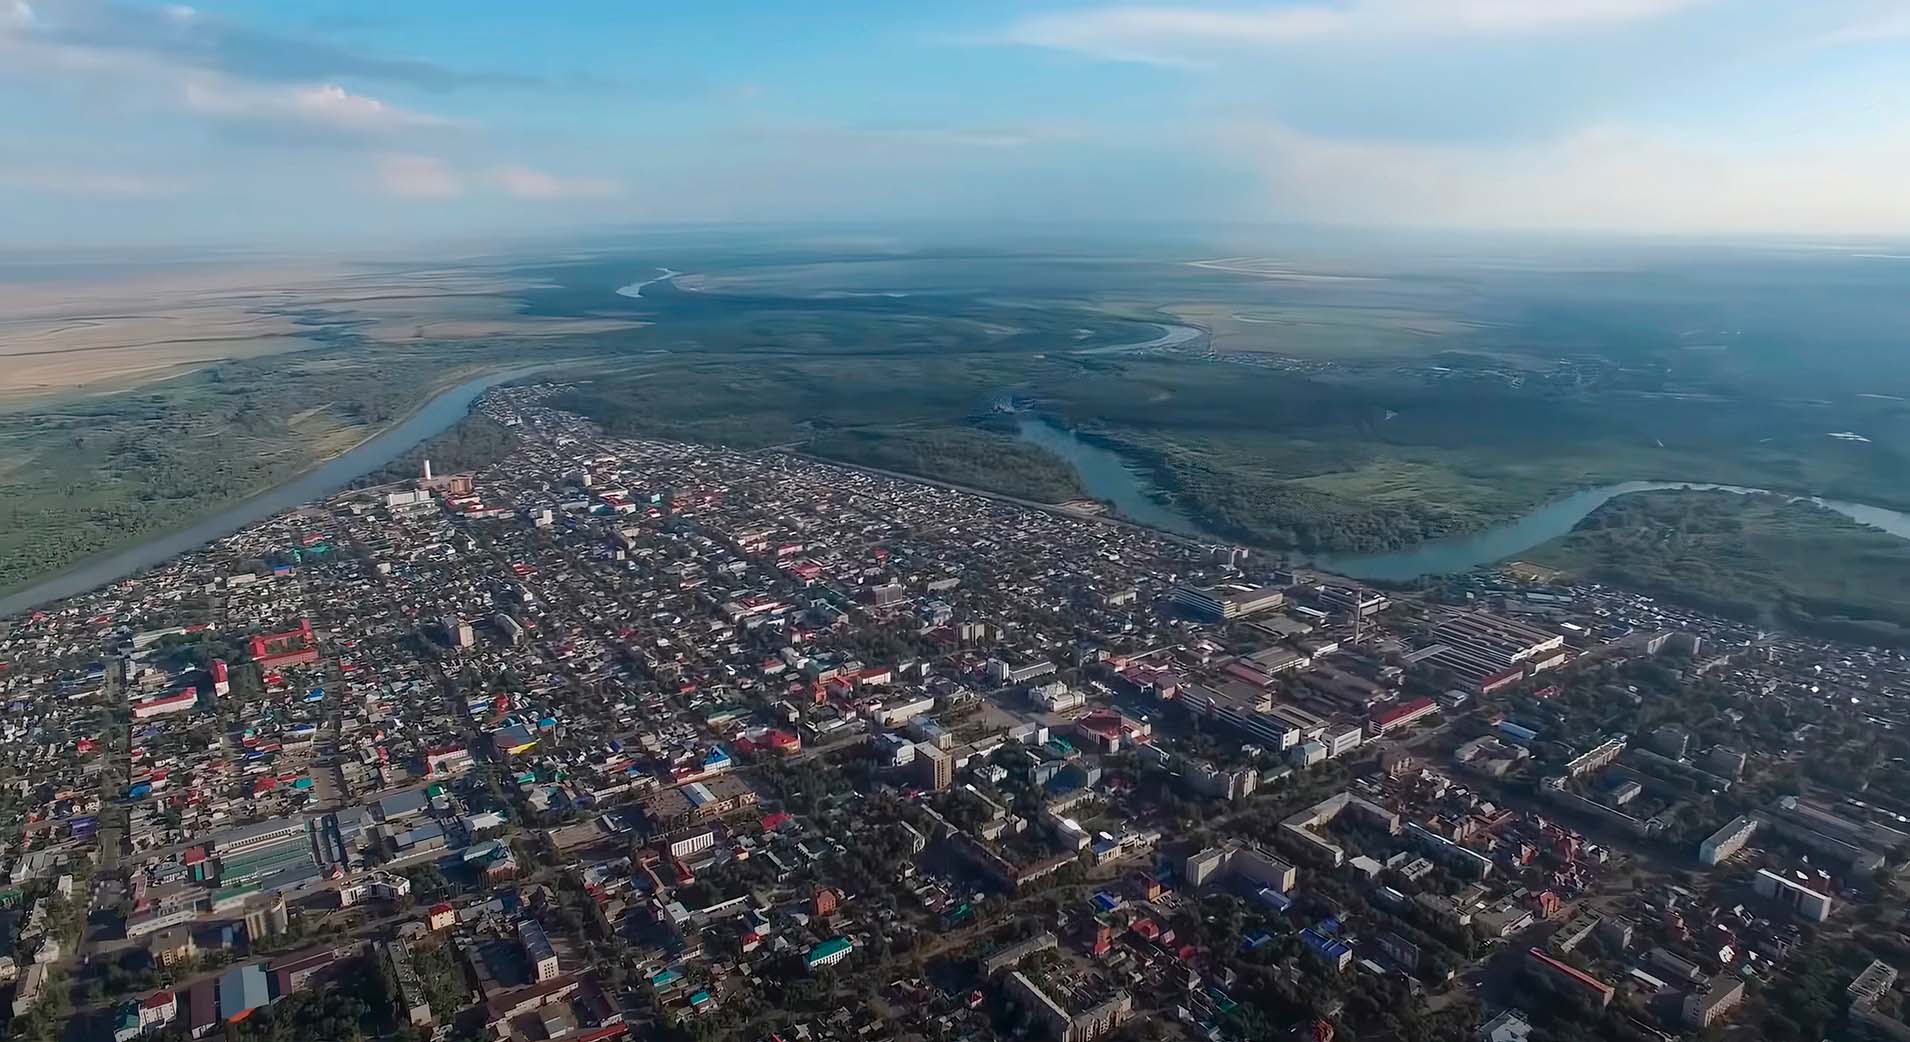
[[0, 384, 1904, 1042]]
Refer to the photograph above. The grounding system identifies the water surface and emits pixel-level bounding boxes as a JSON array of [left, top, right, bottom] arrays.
[[0, 367, 543, 617], [1014, 415, 1910, 581]]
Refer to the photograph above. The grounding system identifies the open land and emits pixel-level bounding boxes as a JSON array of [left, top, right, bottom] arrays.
[[5, 236, 1910, 602], [1527, 488, 1910, 646]]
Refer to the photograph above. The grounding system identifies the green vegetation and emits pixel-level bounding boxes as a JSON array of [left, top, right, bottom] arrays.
[[11, 242, 1910, 601], [1529, 489, 1910, 645], [362, 413, 520, 487], [808, 427, 1086, 502], [226, 959, 390, 1042], [1035, 355, 1910, 552], [0, 345, 501, 595]]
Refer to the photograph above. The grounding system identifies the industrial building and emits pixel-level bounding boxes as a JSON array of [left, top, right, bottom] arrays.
[[1417, 612, 1566, 692], [1179, 683, 1302, 751], [1172, 583, 1285, 621]]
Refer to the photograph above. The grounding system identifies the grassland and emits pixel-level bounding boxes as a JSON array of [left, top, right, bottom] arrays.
[[0, 341, 534, 596], [808, 427, 1086, 503], [1528, 489, 1910, 646], [7, 237, 1910, 602]]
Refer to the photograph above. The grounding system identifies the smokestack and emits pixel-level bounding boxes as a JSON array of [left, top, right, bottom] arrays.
[[423, 459, 433, 481]]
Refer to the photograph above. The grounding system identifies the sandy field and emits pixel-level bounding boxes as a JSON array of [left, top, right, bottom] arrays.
[[0, 262, 643, 400]]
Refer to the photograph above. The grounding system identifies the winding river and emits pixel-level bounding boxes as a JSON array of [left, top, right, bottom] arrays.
[[1073, 322, 1205, 355], [0, 367, 544, 618], [1015, 415, 1910, 582]]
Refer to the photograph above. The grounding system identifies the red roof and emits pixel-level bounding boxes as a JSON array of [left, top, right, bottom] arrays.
[[142, 990, 175, 1010], [1525, 947, 1614, 996], [1372, 697, 1437, 727], [429, 902, 455, 915]]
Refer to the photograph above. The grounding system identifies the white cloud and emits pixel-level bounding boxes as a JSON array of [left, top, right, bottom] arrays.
[[0, 165, 185, 196], [181, 78, 451, 133], [1, 1, 457, 137], [1819, 5, 1910, 45], [1006, 0, 1711, 64], [1225, 119, 1910, 235], [489, 165, 620, 199], [376, 154, 462, 199]]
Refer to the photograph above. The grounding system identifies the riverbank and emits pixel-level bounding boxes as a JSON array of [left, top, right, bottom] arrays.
[[1527, 488, 1910, 646], [1009, 414, 1910, 583], [0, 365, 549, 617]]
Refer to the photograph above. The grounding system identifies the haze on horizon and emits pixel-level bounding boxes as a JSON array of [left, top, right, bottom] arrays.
[[6, 0, 1910, 247]]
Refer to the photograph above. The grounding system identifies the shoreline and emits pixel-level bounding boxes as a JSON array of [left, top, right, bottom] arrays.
[[0, 363, 553, 617]]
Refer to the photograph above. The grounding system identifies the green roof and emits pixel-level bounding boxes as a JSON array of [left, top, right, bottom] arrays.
[[805, 938, 854, 965]]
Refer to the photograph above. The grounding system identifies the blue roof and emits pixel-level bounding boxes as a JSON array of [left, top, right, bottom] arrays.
[[1254, 887, 1292, 912], [1300, 928, 1351, 960], [219, 964, 270, 1018]]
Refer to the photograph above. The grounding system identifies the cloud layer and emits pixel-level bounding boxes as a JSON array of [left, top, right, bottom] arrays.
[[7, 0, 1910, 240], [1005, 0, 1710, 64], [1228, 119, 1910, 234]]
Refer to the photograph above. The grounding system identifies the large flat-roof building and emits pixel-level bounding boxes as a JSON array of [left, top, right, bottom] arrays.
[[1182, 844, 1297, 892], [1418, 613, 1566, 692], [1174, 584, 1285, 622], [1280, 792, 1400, 867], [637, 775, 759, 832], [210, 818, 310, 860], [1180, 683, 1303, 752]]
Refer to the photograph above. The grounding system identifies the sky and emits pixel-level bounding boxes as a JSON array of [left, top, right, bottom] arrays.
[[6, 0, 1910, 246]]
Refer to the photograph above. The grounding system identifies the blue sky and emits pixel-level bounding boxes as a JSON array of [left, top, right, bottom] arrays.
[[6, 0, 1910, 245]]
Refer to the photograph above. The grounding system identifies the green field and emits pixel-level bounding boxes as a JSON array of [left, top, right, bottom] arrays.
[[0, 340, 541, 596], [7, 235, 1910, 598], [1528, 489, 1910, 645]]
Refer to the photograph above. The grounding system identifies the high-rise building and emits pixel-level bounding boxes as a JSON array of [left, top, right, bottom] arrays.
[[913, 743, 951, 790]]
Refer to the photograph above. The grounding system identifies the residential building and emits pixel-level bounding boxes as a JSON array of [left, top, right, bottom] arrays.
[[1755, 868, 1834, 921], [1683, 979, 1745, 1028], [1699, 815, 1760, 866]]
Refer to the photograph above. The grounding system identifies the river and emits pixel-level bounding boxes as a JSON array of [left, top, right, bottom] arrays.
[[1014, 415, 1910, 582], [0, 367, 544, 618], [1073, 322, 1205, 355]]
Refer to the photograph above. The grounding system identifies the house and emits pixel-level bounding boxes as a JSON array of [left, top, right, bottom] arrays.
[[139, 990, 179, 1031]]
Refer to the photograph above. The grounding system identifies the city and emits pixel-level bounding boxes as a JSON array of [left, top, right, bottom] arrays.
[[4, 384, 1908, 1042]]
